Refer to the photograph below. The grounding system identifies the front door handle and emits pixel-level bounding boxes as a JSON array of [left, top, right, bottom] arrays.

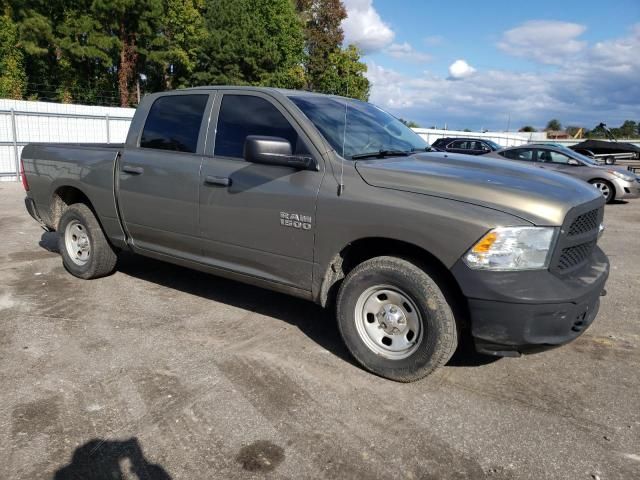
[[204, 175, 232, 187], [122, 165, 144, 175]]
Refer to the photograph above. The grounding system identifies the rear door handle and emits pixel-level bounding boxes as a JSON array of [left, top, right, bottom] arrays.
[[122, 165, 144, 175], [204, 175, 231, 187]]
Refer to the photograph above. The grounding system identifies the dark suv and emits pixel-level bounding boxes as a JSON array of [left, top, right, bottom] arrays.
[[431, 137, 503, 155]]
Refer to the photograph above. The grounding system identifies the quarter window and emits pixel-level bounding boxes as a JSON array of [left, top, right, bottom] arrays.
[[215, 95, 302, 158], [140, 95, 209, 153]]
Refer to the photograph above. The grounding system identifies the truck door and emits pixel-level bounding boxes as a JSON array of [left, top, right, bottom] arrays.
[[117, 92, 213, 258], [198, 91, 324, 290]]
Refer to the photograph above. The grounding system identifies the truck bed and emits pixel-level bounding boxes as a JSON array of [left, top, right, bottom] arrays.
[[22, 142, 125, 243]]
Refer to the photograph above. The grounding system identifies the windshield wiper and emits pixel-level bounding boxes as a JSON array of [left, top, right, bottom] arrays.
[[351, 149, 411, 160]]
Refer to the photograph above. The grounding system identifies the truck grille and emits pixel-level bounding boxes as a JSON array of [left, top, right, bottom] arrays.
[[551, 202, 604, 275], [567, 209, 599, 236], [557, 241, 596, 271]]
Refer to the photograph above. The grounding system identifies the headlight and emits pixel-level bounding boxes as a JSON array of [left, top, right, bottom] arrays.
[[464, 227, 558, 271], [609, 170, 635, 182]]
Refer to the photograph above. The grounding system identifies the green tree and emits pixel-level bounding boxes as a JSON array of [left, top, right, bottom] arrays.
[[12, 0, 162, 105], [545, 119, 562, 131], [314, 45, 369, 100], [0, 12, 27, 99], [92, 0, 164, 106], [618, 120, 637, 138], [296, 0, 370, 99], [519, 125, 536, 132], [147, 0, 206, 90], [195, 0, 306, 88], [55, 4, 119, 104], [296, 0, 344, 90]]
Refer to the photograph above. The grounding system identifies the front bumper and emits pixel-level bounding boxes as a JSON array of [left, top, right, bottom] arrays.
[[451, 246, 609, 356], [612, 176, 640, 200]]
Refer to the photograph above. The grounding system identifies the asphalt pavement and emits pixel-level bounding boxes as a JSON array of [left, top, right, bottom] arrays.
[[1, 181, 639, 479]]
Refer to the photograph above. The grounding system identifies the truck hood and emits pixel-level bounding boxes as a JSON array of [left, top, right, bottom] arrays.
[[355, 152, 602, 226]]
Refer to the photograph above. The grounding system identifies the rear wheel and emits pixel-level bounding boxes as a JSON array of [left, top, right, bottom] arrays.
[[58, 203, 117, 279], [589, 179, 615, 203], [336, 256, 458, 382]]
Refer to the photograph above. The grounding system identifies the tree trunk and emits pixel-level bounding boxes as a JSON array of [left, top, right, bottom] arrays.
[[118, 22, 137, 107]]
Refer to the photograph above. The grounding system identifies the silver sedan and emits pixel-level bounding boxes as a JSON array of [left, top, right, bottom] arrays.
[[485, 144, 639, 203]]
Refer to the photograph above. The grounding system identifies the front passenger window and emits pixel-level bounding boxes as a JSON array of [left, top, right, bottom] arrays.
[[214, 95, 303, 159]]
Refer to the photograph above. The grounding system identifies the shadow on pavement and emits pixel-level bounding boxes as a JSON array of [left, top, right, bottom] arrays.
[[54, 437, 171, 480], [114, 251, 356, 367], [39, 231, 59, 253], [447, 336, 501, 367]]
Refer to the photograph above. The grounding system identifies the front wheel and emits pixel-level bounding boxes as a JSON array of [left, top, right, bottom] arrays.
[[58, 203, 117, 279], [589, 179, 615, 203], [336, 256, 458, 382]]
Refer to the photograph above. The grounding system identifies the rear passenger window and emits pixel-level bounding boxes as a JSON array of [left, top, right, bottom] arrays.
[[215, 95, 302, 158], [450, 140, 468, 149], [502, 148, 533, 161], [140, 95, 209, 153]]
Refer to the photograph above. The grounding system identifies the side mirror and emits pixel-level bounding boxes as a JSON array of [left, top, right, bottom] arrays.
[[244, 135, 314, 170], [568, 159, 581, 166]]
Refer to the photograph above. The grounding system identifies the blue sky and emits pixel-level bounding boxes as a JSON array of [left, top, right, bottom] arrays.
[[341, 0, 640, 131]]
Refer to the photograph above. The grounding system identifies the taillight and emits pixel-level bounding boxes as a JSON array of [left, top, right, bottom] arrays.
[[20, 158, 29, 191]]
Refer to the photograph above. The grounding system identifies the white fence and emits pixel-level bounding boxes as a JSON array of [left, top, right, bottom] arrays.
[[0, 100, 135, 180]]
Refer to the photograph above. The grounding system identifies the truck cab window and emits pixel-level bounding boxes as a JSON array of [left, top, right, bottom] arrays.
[[140, 95, 208, 153], [214, 95, 302, 159]]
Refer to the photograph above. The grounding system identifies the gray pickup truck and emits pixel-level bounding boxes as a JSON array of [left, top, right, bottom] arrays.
[[22, 87, 609, 381]]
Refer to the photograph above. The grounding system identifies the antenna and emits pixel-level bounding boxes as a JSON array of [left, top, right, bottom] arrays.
[[338, 67, 350, 196]]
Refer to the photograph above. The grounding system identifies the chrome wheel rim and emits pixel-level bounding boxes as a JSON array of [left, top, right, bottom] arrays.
[[354, 285, 424, 360], [64, 220, 91, 266], [592, 182, 610, 199]]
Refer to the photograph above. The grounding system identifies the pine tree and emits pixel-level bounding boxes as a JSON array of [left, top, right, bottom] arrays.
[[194, 0, 306, 88], [0, 12, 27, 99], [92, 0, 164, 106], [147, 0, 207, 91]]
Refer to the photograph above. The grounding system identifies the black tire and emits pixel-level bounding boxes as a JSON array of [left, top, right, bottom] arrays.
[[58, 203, 117, 279], [336, 256, 458, 382], [589, 179, 615, 204]]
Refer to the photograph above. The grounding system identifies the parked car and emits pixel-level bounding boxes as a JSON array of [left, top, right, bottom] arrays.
[[431, 137, 503, 155], [486, 144, 640, 203], [22, 87, 608, 381]]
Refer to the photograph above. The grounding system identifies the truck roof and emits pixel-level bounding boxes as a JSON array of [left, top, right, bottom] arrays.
[[178, 85, 352, 101]]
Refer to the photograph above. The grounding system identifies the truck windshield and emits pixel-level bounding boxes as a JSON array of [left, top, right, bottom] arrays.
[[289, 95, 429, 159]]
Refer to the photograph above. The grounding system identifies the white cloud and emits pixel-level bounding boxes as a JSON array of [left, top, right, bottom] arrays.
[[498, 20, 587, 65], [341, 0, 394, 53], [385, 42, 432, 63], [366, 24, 640, 130], [448, 59, 476, 80]]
